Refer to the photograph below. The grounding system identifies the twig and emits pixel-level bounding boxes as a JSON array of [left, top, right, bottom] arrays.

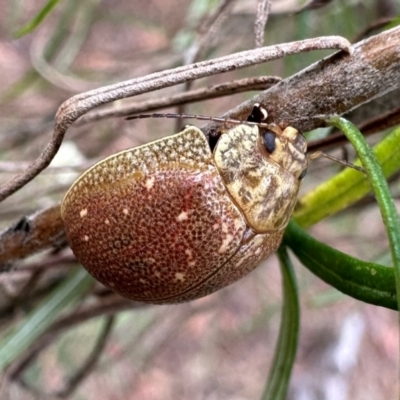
[[179, 0, 242, 131], [255, 0, 271, 48], [8, 296, 143, 383], [203, 26, 400, 133], [76, 76, 281, 125], [0, 205, 65, 268], [12, 255, 77, 273], [352, 17, 396, 43], [55, 316, 115, 398], [295, 0, 334, 14], [308, 105, 400, 152], [0, 161, 89, 173], [0, 36, 351, 202], [184, 0, 236, 65]]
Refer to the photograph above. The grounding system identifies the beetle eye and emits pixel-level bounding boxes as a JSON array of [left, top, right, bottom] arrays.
[[299, 168, 307, 180], [263, 131, 276, 153]]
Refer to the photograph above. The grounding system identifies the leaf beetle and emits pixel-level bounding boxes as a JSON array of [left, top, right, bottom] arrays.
[[61, 104, 308, 303]]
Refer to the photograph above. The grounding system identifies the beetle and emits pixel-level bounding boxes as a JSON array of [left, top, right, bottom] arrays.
[[61, 104, 308, 304]]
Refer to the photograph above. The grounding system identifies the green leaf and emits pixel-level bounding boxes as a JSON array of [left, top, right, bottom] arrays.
[[284, 220, 397, 310], [0, 268, 94, 371], [261, 246, 300, 400], [14, 0, 61, 38], [327, 116, 400, 312], [294, 126, 400, 228]]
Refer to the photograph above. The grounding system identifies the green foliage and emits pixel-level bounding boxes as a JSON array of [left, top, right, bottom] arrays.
[[285, 123, 400, 312], [14, 0, 61, 38], [0, 269, 94, 371], [262, 246, 300, 400], [284, 220, 397, 310], [326, 117, 400, 311], [294, 126, 400, 227]]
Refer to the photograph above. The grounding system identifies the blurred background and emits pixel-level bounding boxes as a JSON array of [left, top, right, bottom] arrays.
[[0, 0, 399, 399]]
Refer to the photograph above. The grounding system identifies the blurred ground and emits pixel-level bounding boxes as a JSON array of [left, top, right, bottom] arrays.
[[0, 0, 399, 399]]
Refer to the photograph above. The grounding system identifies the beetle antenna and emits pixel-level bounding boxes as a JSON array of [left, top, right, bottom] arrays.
[[126, 112, 271, 129], [309, 151, 366, 173]]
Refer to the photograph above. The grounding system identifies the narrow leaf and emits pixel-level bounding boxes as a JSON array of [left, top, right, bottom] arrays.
[[294, 126, 400, 227], [0, 268, 94, 371], [326, 116, 400, 312], [14, 0, 61, 38], [284, 221, 397, 310], [261, 246, 300, 400]]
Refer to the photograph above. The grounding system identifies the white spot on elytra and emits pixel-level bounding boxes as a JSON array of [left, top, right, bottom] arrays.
[[80, 209, 88, 218], [188, 261, 196, 267], [123, 208, 129, 215], [213, 223, 219, 230], [218, 234, 234, 254], [236, 243, 255, 266], [176, 211, 189, 222], [145, 177, 155, 190], [175, 272, 185, 282], [139, 278, 147, 284], [185, 249, 192, 258], [83, 235, 89, 242], [154, 271, 161, 278], [234, 218, 243, 231], [236, 258, 244, 267], [105, 219, 110, 225]]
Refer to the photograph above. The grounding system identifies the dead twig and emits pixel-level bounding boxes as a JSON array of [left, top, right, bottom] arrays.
[[76, 76, 281, 126], [55, 316, 115, 398], [203, 26, 400, 133], [255, 0, 272, 48], [0, 36, 351, 203], [0, 206, 65, 269]]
